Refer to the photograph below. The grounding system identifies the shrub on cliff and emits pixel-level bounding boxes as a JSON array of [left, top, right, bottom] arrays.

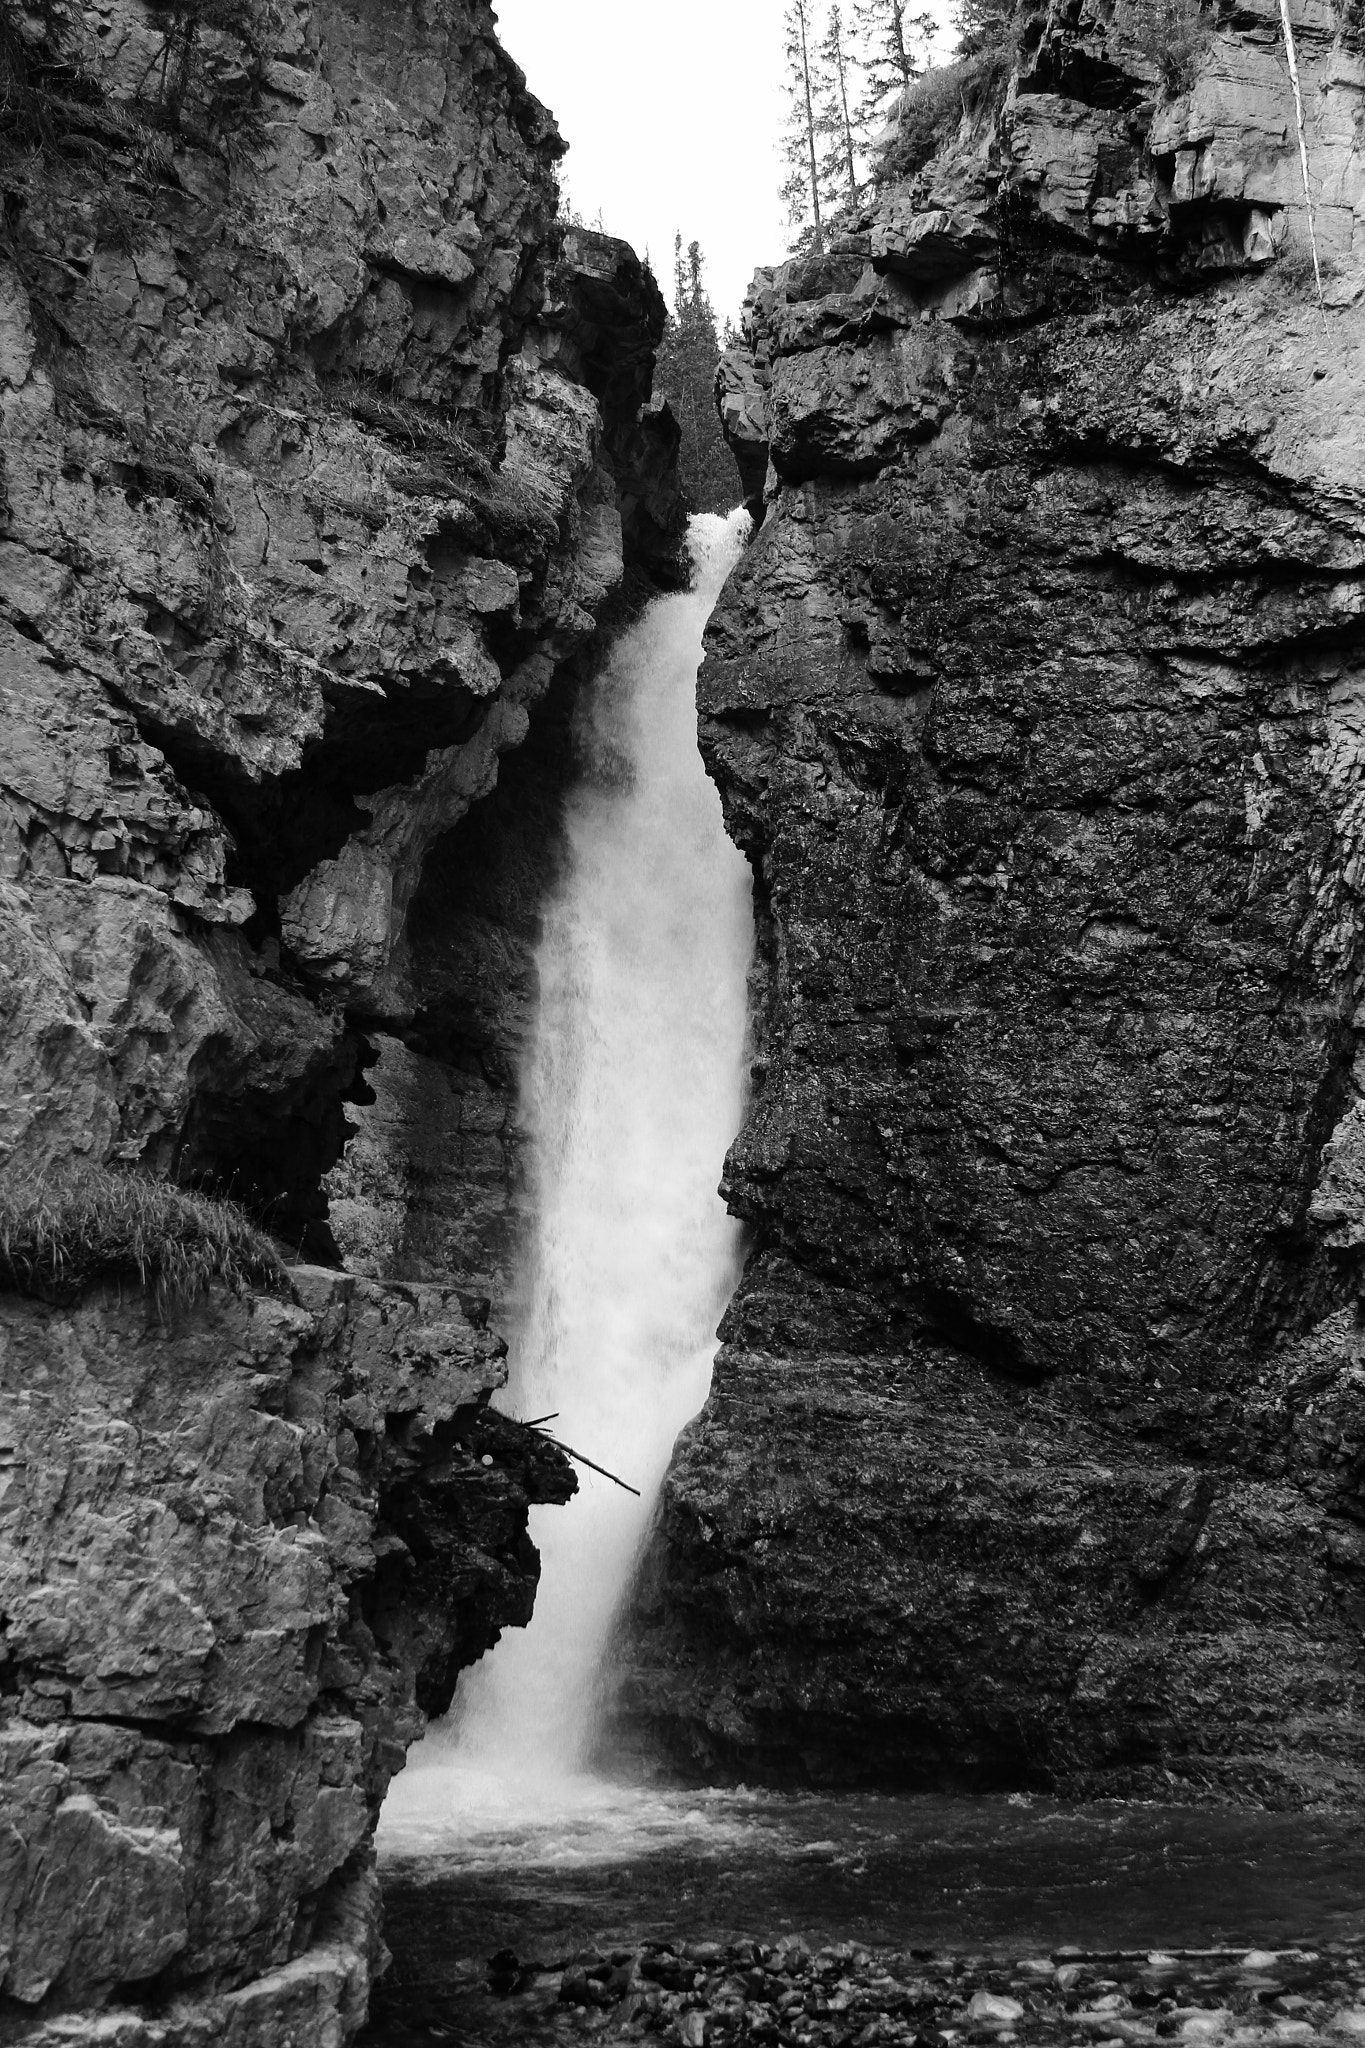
[[0, 1164, 290, 1313], [867, 0, 1032, 183], [879, 0, 1209, 180], [873, 61, 976, 176], [141, 0, 280, 159], [0, 0, 104, 154], [0, 0, 277, 173], [1120, 0, 1210, 94]]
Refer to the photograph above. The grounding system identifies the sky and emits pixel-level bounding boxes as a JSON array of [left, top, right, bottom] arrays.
[[491, 0, 957, 328]]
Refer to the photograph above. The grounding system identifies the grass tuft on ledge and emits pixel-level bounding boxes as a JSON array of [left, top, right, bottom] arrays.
[[0, 1163, 291, 1314]]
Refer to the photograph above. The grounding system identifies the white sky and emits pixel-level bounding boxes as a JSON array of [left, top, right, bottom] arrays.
[[491, 0, 957, 327]]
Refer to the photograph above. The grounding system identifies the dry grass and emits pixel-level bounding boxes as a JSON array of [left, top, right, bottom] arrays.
[[0, 1163, 290, 1314], [876, 62, 978, 179], [329, 372, 496, 480], [1, 0, 279, 181]]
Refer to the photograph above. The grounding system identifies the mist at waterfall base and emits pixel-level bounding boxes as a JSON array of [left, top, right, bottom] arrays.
[[380, 510, 754, 1855], [371, 516, 1365, 2005]]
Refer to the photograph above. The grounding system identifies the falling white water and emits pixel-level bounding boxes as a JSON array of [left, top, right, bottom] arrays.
[[380, 509, 753, 1850]]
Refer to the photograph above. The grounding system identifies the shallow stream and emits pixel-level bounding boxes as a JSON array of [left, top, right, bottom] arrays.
[[362, 1787, 1365, 2045], [373, 1785, 1365, 1961]]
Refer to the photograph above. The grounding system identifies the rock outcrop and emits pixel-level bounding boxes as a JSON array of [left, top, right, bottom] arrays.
[[0, 1269, 573, 2043], [321, 653, 580, 1310], [0, 0, 682, 1251], [0, 0, 682, 2037], [623, 0, 1365, 1803]]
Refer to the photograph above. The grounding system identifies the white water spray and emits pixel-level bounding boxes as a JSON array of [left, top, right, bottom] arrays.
[[381, 510, 753, 1847]]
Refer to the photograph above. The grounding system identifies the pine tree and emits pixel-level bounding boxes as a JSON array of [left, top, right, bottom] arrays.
[[653, 235, 737, 516], [780, 0, 824, 254], [816, 2, 862, 218], [673, 232, 691, 322], [852, 0, 937, 130]]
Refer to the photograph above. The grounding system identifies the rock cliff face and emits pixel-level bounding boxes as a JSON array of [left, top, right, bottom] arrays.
[[0, 0, 680, 2037], [624, 0, 1365, 1804], [0, 0, 682, 1248], [0, 1270, 573, 2043]]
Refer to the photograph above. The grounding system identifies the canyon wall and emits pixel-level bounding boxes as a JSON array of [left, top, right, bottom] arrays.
[[0, 0, 681, 1248], [624, 0, 1365, 1804], [0, 1270, 573, 2044], [0, 0, 680, 2037]]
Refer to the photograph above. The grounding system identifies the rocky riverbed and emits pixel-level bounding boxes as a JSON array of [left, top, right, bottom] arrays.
[[359, 1789, 1365, 2048], [363, 1935, 1365, 2048]]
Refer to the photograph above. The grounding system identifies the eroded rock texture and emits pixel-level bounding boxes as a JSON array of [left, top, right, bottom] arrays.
[[0, 0, 682, 1250], [0, 0, 681, 2038], [0, 1271, 573, 2043], [624, 0, 1365, 1804], [323, 656, 577, 1309]]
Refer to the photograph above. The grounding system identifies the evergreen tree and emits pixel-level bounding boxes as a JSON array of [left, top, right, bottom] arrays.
[[653, 235, 738, 516], [816, 2, 862, 218], [780, 0, 824, 254], [852, 0, 937, 130]]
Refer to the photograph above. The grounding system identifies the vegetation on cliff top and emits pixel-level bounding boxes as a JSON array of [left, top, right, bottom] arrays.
[[782, 0, 937, 250], [0, 1164, 291, 1313], [779, 0, 1223, 242]]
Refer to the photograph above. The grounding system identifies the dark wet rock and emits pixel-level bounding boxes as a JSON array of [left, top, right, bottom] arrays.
[[716, 347, 771, 518], [0, 0, 683, 1240], [0, 1270, 572, 2043], [621, 0, 1365, 1804], [0, 0, 678, 2039]]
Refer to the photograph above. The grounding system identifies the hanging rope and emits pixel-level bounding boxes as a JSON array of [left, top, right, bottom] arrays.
[[1279, 0, 1329, 334]]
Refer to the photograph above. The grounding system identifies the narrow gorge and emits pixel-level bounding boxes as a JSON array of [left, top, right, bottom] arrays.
[[3, 0, 1365, 2041], [0, 0, 687, 2035]]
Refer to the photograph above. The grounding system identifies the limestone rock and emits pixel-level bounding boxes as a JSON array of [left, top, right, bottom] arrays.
[[870, 204, 997, 279], [0, 0, 682, 1232], [0, 885, 117, 1177], [0, 0, 676, 2036], [621, 0, 1365, 1802], [0, 1272, 574, 2038], [715, 348, 771, 512]]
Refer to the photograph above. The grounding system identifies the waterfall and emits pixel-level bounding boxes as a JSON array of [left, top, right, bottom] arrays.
[[381, 509, 753, 1839]]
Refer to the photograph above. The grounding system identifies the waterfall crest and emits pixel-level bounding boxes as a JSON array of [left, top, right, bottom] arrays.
[[381, 510, 753, 1839]]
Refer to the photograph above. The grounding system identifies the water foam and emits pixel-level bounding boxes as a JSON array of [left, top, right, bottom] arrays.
[[380, 510, 753, 1854]]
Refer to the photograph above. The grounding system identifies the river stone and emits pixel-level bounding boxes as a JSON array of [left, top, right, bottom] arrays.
[[969, 1991, 1027, 2022], [363, 1931, 1365, 2048]]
